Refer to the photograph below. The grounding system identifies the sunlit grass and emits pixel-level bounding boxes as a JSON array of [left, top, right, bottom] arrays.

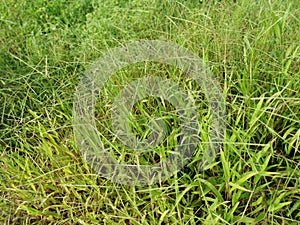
[[0, 0, 299, 224]]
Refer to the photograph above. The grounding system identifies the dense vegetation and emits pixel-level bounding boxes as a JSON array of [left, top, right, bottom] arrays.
[[0, 0, 299, 224]]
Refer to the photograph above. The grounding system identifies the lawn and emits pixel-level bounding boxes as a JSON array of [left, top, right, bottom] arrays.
[[0, 0, 299, 224]]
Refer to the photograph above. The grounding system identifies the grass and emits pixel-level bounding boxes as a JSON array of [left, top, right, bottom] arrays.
[[0, 0, 300, 224]]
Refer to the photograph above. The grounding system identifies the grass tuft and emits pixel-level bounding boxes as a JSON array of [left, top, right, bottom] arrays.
[[1, 0, 299, 224]]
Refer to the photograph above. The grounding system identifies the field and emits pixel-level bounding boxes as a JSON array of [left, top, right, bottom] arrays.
[[0, 0, 300, 224]]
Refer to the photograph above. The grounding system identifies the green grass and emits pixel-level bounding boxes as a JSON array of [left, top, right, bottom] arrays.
[[1, 0, 300, 224]]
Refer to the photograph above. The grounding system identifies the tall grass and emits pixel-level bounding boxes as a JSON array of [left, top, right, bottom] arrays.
[[0, 0, 299, 224]]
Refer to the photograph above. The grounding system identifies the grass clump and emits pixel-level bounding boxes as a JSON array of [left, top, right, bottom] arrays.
[[0, 0, 299, 224]]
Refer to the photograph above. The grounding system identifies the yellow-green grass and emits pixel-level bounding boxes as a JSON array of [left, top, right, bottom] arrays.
[[0, 0, 299, 224]]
